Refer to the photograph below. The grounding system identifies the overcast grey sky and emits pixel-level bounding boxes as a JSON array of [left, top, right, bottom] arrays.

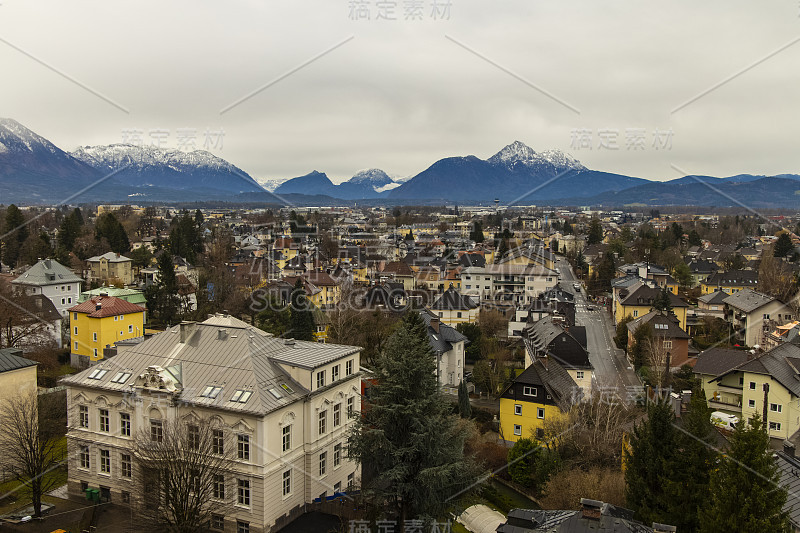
[[2, 0, 799, 184]]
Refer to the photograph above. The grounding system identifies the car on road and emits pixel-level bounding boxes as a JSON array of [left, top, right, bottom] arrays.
[[573, 283, 581, 293], [586, 305, 594, 311]]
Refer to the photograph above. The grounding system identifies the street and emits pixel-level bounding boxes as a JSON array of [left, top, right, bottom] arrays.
[[556, 258, 641, 396]]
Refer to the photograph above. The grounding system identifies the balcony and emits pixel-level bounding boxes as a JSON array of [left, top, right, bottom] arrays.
[[716, 384, 744, 395], [708, 397, 741, 412]]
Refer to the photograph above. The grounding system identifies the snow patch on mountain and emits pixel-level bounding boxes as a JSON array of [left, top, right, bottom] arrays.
[[348, 168, 394, 187], [488, 140, 585, 171]]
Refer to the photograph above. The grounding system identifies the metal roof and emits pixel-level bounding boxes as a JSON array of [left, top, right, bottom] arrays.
[[0, 348, 38, 373], [62, 316, 360, 415], [12, 259, 82, 286]]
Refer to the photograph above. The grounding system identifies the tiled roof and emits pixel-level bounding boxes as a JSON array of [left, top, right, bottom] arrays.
[[620, 284, 688, 308], [420, 310, 468, 353], [430, 287, 478, 311], [705, 269, 759, 287], [12, 259, 82, 286], [698, 290, 729, 305], [723, 289, 776, 313], [69, 296, 146, 318], [692, 347, 750, 376]]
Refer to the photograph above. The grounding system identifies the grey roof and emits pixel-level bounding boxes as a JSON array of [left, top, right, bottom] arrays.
[[611, 274, 642, 289], [62, 315, 360, 415], [0, 348, 38, 373], [698, 290, 729, 305], [693, 347, 751, 376], [420, 310, 467, 353], [705, 269, 759, 287], [776, 451, 800, 528], [723, 289, 776, 313], [713, 343, 800, 397], [498, 503, 654, 532], [620, 284, 688, 308], [430, 287, 478, 311], [87, 252, 132, 263], [626, 311, 689, 339], [12, 259, 82, 286], [506, 357, 580, 411]]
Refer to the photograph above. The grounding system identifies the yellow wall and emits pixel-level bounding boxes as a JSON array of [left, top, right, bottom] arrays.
[[499, 397, 566, 443], [0, 365, 37, 402], [71, 311, 145, 362], [616, 305, 687, 330], [432, 308, 479, 326], [700, 282, 748, 295]]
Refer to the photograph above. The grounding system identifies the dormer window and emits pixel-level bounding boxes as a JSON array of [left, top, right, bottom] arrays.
[[231, 390, 254, 403], [110, 372, 131, 384]]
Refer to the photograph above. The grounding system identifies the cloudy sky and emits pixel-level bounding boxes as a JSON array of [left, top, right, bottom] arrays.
[[2, 0, 799, 184]]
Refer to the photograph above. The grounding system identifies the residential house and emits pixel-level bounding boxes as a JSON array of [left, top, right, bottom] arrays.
[[723, 289, 793, 347], [62, 315, 362, 533], [498, 356, 580, 443], [420, 311, 467, 388], [0, 348, 38, 402], [87, 252, 134, 286], [523, 317, 593, 395], [614, 282, 690, 330], [12, 258, 82, 317], [69, 296, 146, 367], [701, 269, 759, 295], [697, 290, 728, 317], [379, 261, 416, 291], [626, 311, 691, 368], [429, 287, 479, 326], [687, 259, 718, 287]]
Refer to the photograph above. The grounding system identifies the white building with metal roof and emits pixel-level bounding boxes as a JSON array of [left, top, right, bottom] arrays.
[[62, 314, 362, 533], [12, 258, 83, 317]]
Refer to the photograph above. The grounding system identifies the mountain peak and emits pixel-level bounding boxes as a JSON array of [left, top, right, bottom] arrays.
[[488, 141, 585, 171], [348, 168, 393, 187]]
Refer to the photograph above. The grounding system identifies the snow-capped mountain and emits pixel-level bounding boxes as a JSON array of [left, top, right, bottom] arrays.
[[275, 168, 399, 199], [348, 168, 395, 188], [71, 144, 263, 193], [488, 140, 586, 173]]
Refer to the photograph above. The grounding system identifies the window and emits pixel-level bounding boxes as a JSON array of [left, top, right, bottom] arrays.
[[333, 403, 342, 427], [213, 474, 225, 499], [280, 383, 295, 394], [347, 472, 355, 490], [87, 368, 109, 380], [346, 359, 353, 376], [334, 443, 342, 468], [237, 479, 250, 506], [750, 382, 757, 390], [319, 410, 327, 435], [663, 341, 672, 349], [282, 470, 291, 496], [188, 425, 200, 450], [93, 348, 98, 358], [74, 341, 78, 350], [633, 310, 638, 317], [749, 399, 756, 408], [200, 386, 223, 399], [100, 449, 110, 474], [212, 429, 224, 455], [61, 298, 65, 305], [80, 446, 90, 469], [537, 408, 545, 419], [93, 332, 97, 342], [771, 403, 783, 413], [150, 420, 163, 442], [74, 326, 78, 335], [523, 386, 537, 397], [230, 389, 253, 403], [513, 424, 522, 436], [282, 425, 291, 452], [237, 521, 250, 533], [121, 454, 132, 478], [457, 312, 462, 318], [79, 405, 89, 428], [770, 422, 782, 432], [332, 365, 340, 382], [114, 316, 118, 321], [319, 452, 327, 476], [110, 372, 131, 383], [739, 376, 744, 386], [128, 325, 133, 333], [334, 481, 342, 493], [99, 409, 109, 432], [514, 404, 522, 416], [74, 312, 78, 320], [576, 371, 584, 379], [317, 370, 326, 389], [237, 435, 250, 461], [211, 515, 225, 531], [347, 396, 354, 416]]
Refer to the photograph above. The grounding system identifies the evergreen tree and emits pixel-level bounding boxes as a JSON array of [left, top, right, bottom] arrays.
[[596, 253, 616, 293], [3, 204, 27, 268], [624, 400, 676, 525], [95, 212, 130, 253], [469, 221, 484, 243], [663, 389, 717, 532], [405, 229, 415, 241], [57, 209, 81, 252], [144, 252, 180, 326], [688, 229, 702, 247], [495, 238, 508, 263], [613, 316, 634, 351], [507, 438, 560, 497], [653, 287, 673, 314], [700, 415, 791, 533], [774, 232, 794, 258], [346, 312, 484, 528], [288, 279, 315, 341], [587, 218, 603, 245], [457, 380, 471, 418], [630, 323, 652, 369]]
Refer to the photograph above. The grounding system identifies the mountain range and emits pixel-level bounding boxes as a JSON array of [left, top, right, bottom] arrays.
[[1, 118, 798, 207]]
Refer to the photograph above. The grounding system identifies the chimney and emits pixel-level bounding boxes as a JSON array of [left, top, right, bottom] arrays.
[[784, 440, 796, 458], [580, 498, 602, 520], [179, 321, 197, 343], [652, 524, 677, 533], [284, 338, 295, 346], [116, 253, 120, 259], [430, 317, 440, 333], [44, 259, 51, 269], [217, 329, 228, 341]]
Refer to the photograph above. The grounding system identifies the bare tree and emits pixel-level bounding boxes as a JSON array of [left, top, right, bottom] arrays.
[[135, 417, 234, 533], [0, 390, 67, 517], [646, 334, 671, 391], [0, 284, 58, 349]]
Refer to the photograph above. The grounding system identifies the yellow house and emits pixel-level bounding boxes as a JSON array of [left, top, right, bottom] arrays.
[[86, 252, 134, 286], [696, 343, 800, 440], [700, 270, 759, 295], [498, 359, 575, 443], [305, 271, 341, 308], [615, 284, 689, 330], [497, 245, 556, 270], [69, 295, 145, 367], [0, 348, 38, 401]]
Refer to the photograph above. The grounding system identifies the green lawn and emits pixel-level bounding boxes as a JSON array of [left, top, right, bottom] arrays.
[[0, 436, 68, 513]]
